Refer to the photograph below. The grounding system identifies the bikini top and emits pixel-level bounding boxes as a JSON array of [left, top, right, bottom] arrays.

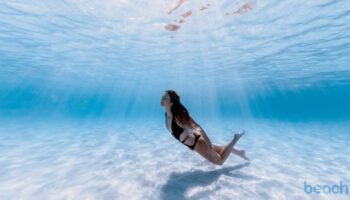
[[165, 112, 184, 141]]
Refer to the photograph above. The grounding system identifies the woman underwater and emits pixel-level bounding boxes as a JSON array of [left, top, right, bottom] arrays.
[[161, 90, 249, 165]]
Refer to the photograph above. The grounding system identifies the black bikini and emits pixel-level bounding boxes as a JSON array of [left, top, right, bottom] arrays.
[[165, 112, 201, 150]]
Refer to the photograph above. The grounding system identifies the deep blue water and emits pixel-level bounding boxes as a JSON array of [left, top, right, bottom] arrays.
[[1, 0, 350, 123]]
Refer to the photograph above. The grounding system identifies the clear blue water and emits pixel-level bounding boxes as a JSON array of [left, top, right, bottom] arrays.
[[0, 0, 349, 199]]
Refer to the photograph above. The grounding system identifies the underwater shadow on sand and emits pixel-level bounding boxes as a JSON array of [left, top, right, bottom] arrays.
[[160, 163, 256, 200]]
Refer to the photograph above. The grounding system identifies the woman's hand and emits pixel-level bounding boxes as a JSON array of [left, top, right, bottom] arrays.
[[179, 128, 195, 142]]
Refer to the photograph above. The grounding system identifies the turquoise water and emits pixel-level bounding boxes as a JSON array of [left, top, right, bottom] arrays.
[[0, 0, 350, 199]]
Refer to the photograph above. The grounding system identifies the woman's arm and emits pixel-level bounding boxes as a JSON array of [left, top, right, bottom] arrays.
[[165, 113, 171, 132], [174, 116, 197, 142]]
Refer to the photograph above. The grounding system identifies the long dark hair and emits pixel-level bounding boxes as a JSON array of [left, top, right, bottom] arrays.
[[166, 90, 193, 126]]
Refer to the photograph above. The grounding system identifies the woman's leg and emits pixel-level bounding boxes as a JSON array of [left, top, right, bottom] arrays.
[[212, 145, 249, 161], [195, 132, 244, 165], [231, 148, 249, 161], [212, 144, 224, 154], [218, 132, 244, 164]]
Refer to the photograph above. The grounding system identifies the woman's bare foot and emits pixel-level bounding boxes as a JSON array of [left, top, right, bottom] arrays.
[[237, 149, 250, 161], [233, 130, 245, 142]]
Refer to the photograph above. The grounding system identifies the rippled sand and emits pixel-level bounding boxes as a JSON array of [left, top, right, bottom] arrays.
[[0, 120, 349, 200]]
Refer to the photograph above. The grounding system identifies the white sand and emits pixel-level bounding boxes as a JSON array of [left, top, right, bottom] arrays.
[[0, 120, 349, 200]]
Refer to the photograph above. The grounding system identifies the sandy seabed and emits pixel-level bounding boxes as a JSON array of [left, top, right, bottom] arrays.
[[0, 119, 349, 200]]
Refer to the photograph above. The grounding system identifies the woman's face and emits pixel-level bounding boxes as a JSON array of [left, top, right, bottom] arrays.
[[161, 92, 171, 107]]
